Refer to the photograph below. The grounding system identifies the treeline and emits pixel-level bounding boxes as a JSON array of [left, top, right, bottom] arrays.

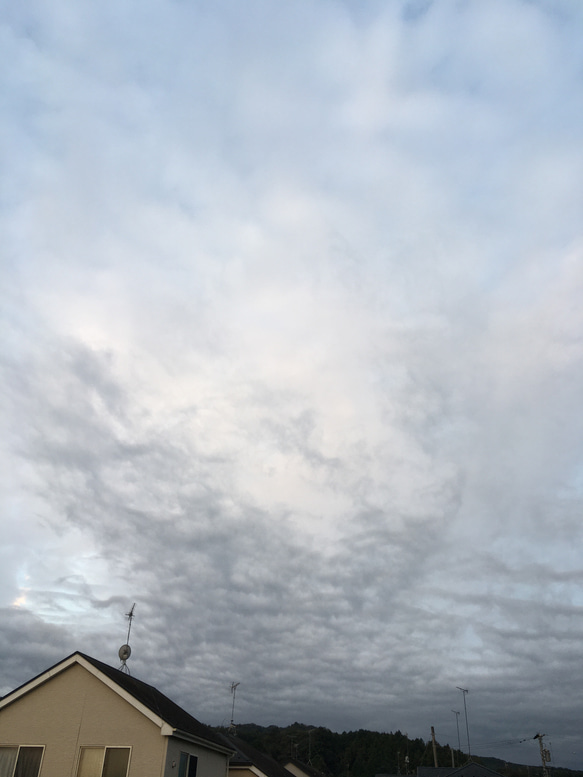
[[227, 723, 583, 777], [230, 722, 459, 777]]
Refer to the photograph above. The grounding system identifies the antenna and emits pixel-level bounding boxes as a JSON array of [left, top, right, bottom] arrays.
[[119, 603, 136, 674], [229, 681, 240, 733]]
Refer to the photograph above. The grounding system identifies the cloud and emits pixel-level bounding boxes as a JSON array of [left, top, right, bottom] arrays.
[[2, 0, 583, 769]]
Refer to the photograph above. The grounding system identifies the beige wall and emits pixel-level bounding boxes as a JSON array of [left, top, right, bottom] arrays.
[[282, 764, 309, 777], [0, 664, 166, 777]]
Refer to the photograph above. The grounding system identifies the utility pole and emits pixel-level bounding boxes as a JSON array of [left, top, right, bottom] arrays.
[[456, 687, 471, 760], [229, 682, 240, 733], [431, 726, 439, 767], [307, 729, 316, 765], [452, 710, 461, 766], [534, 733, 551, 777]]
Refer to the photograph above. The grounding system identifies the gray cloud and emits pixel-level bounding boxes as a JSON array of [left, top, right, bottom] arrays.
[[2, 0, 583, 770]]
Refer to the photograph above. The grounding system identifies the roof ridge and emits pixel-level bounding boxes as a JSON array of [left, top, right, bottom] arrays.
[[1, 651, 228, 752]]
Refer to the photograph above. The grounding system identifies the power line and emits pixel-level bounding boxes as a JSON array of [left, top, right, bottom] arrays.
[[470, 737, 532, 751]]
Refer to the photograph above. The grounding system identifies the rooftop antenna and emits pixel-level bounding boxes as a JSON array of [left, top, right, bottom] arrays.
[[456, 687, 471, 760], [118, 603, 136, 674], [229, 681, 240, 733]]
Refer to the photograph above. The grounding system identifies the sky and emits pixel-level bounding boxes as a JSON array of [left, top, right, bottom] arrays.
[[1, 0, 583, 769]]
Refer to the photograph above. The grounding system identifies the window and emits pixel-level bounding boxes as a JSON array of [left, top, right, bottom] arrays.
[[178, 753, 198, 777], [77, 748, 130, 777], [0, 747, 44, 777]]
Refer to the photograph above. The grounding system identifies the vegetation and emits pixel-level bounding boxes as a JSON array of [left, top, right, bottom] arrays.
[[229, 722, 457, 776], [222, 723, 583, 777]]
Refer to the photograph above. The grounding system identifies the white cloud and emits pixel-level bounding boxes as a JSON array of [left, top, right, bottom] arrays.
[[2, 0, 583, 769]]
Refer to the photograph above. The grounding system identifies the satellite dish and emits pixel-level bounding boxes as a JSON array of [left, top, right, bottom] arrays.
[[118, 602, 136, 673]]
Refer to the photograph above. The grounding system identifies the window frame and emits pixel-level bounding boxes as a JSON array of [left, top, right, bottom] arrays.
[[178, 752, 198, 777], [76, 746, 132, 777], [0, 745, 45, 777]]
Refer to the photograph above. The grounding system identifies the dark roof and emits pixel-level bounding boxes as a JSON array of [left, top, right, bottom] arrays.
[[217, 733, 295, 777], [418, 765, 503, 777], [450, 765, 504, 777], [2, 651, 228, 752]]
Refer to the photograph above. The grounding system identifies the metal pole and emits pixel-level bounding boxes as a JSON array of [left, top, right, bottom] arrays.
[[431, 726, 439, 767], [308, 729, 315, 764], [457, 687, 471, 759], [452, 710, 461, 759], [230, 682, 240, 729], [534, 733, 550, 777]]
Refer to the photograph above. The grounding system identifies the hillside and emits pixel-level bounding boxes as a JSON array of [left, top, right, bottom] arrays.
[[220, 723, 583, 777]]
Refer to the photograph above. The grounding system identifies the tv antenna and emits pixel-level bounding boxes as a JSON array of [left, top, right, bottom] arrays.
[[119, 603, 136, 674], [229, 681, 240, 733]]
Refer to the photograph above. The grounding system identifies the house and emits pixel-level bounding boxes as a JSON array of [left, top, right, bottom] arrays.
[[283, 759, 327, 777], [0, 652, 234, 777], [417, 765, 504, 777], [216, 733, 296, 777], [418, 770, 462, 777]]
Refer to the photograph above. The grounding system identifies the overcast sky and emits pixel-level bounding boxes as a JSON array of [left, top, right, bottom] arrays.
[[2, 0, 583, 770]]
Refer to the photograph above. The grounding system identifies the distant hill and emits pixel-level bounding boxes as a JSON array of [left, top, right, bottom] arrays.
[[216, 723, 583, 777]]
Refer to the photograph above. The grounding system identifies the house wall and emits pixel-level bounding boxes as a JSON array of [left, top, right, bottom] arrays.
[[227, 768, 258, 777], [0, 664, 166, 777], [283, 765, 309, 777], [164, 738, 231, 777]]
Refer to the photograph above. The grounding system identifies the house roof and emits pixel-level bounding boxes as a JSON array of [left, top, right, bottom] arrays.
[[450, 765, 504, 777], [418, 765, 504, 777], [283, 758, 328, 777], [217, 733, 295, 777], [0, 651, 232, 754]]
